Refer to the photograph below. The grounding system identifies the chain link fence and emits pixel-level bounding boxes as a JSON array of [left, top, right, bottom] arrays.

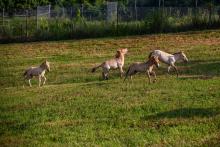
[[0, 3, 220, 42]]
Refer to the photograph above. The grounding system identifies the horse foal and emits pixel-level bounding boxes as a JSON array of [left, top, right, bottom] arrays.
[[124, 56, 160, 83], [23, 60, 50, 87], [92, 48, 128, 80]]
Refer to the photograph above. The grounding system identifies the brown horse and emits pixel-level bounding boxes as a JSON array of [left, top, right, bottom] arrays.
[[124, 56, 160, 83]]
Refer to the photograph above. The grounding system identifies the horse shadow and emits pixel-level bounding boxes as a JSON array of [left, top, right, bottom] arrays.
[[181, 59, 220, 76], [141, 107, 220, 120], [155, 59, 220, 79]]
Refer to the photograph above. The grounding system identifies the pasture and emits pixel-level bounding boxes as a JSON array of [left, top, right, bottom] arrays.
[[0, 30, 220, 146]]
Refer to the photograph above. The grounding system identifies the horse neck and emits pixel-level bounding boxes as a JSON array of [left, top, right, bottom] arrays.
[[117, 54, 124, 62], [173, 53, 181, 61], [145, 60, 154, 67], [39, 64, 47, 71]]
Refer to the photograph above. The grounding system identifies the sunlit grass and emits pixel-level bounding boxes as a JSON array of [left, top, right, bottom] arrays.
[[0, 30, 220, 146]]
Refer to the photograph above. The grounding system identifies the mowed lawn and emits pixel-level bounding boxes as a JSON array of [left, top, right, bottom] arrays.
[[0, 30, 220, 146]]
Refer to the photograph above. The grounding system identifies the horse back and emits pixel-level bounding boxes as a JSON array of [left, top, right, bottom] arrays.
[[153, 50, 173, 64]]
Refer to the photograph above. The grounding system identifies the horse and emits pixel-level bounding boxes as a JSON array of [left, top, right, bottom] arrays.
[[91, 48, 128, 80], [124, 56, 160, 83], [148, 50, 188, 77], [23, 60, 50, 87]]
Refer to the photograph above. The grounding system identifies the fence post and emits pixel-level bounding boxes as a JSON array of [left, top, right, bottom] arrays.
[[70, 7, 73, 18], [81, 4, 84, 18], [48, 4, 51, 18], [116, 2, 119, 36], [62, 7, 65, 17], [20, 24, 23, 40], [36, 8, 38, 29], [26, 9, 28, 39], [2, 8, 4, 26], [135, 0, 137, 21]]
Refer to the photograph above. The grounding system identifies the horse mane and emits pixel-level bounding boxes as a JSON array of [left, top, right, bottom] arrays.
[[146, 56, 154, 64], [115, 51, 121, 58], [173, 52, 182, 55], [40, 61, 46, 68]]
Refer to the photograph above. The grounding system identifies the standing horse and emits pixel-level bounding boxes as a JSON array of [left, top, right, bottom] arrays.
[[23, 60, 50, 87], [148, 50, 188, 77], [91, 48, 128, 80]]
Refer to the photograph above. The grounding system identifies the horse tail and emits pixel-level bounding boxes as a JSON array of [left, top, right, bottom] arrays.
[[91, 63, 103, 73], [123, 66, 131, 82], [148, 51, 154, 59], [23, 70, 28, 77], [23, 68, 31, 78]]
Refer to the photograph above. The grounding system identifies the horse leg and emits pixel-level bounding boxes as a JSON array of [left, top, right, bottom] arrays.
[[106, 70, 110, 80], [103, 68, 109, 80], [172, 65, 179, 78], [167, 66, 172, 73], [104, 72, 109, 80], [146, 70, 151, 83], [42, 76, 47, 86], [38, 76, 41, 87], [28, 79, 32, 87], [151, 71, 157, 83], [119, 66, 124, 78], [102, 72, 105, 79]]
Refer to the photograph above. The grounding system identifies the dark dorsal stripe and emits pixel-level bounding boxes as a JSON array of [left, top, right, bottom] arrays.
[[173, 52, 182, 55]]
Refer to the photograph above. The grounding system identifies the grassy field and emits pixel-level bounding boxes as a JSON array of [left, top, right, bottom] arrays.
[[0, 30, 220, 146]]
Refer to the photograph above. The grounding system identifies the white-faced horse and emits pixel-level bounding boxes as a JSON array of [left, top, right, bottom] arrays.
[[23, 60, 50, 87], [149, 50, 188, 77]]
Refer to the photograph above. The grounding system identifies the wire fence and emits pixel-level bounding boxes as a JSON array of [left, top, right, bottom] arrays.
[[0, 3, 220, 42]]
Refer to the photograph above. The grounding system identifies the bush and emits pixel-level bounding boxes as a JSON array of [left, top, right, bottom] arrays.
[[146, 9, 171, 33]]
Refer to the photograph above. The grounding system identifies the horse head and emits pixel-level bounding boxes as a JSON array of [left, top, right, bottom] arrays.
[[150, 56, 160, 68], [43, 60, 50, 72], [180, 51, 188, 63]]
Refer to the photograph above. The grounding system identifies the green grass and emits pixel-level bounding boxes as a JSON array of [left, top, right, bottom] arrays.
[[0, 30, 220, 146]]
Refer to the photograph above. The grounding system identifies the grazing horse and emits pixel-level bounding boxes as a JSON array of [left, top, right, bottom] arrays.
[[124, 56, 160, 83], [91, 48, 128, 80], [148, 50, 188, 77], [23, 60, 50, 87]]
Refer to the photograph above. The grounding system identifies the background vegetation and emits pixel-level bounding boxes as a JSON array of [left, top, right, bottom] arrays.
[[0, 0, 220, 42], [0, 0, 220, 10]]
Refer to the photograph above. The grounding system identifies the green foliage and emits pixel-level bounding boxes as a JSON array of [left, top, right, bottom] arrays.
[[1, 0, 219, 10], [146, 9, 171, 33], [1, 5, 220, 42]]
